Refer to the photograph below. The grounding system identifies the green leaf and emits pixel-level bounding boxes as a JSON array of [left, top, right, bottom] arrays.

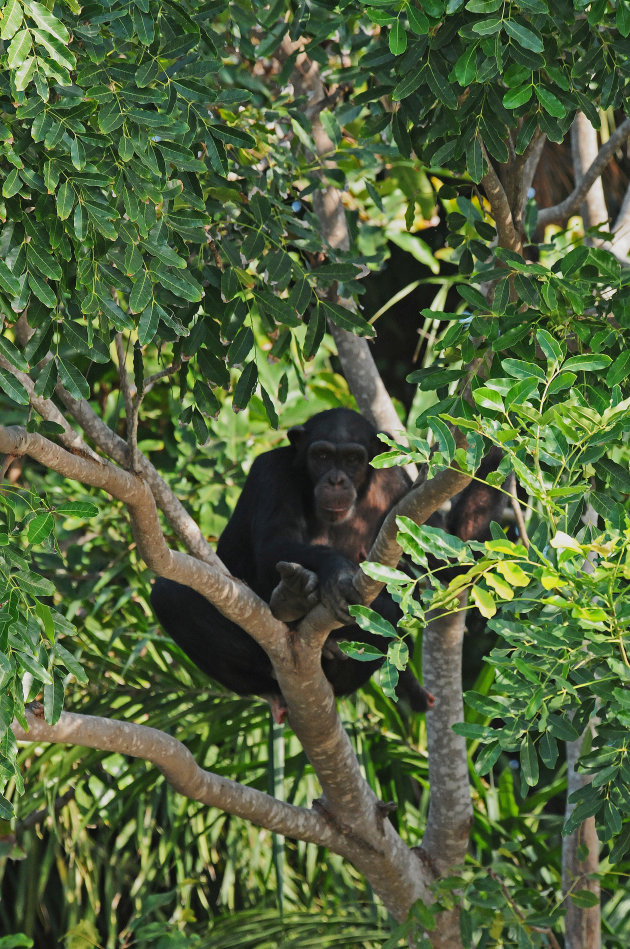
[[539, 731, 558, 768], [399, 518, 472, 564], [502, 84, 532, 108], [454, 45, 477, 85], [561, 245, 589, 276], [44, 670, 64, 724], [349, 605, 398, 639], [14, 570, 54, 596], [129, 269, 153, 313], [0, 259, 21, 296], [535, 85, 566, 117], [428, 416, 456, 459], [503, 18, 543, 52], [7, 28, 31, 68], [27, 242, 62, 280], [485, 571, 514, 600], [320, 299, 374, 336], [28, 270, 57, 307], [606, 350, 630, 387], [521, 733, 539, 786], [141, 240, 186, 269], [16, 650, 52, 684], [388, 639, 409, 671], [471, 585, 496, 618], [56, 179, 74, 219], [2, 167, 22, 198], [475, 740, 502, 775], [359, 560, 411, 585], [56, 356, 90, 399], [151, 265, 202, 302], [562, 354, 611, 372], [389, 21, 407, 55], [137, 300, 160, 344], [472, 386, 504, 411], [340, 642, 384, 663], [505, 377, 539, 408], [27, 1, 69, 42], [0, 367, 30, 404], [14, 55, 36, 90], [27, 512, 54, 544], [54, 642, 88, 683], [31, 27, 74, 71], [536, 328, 563, 363], [1, 0, 23, 40], [54, 501, 98, 517], [0, 334, 28, 371], [466, 135, 484, 182], [232, 360, 258, 410], [569, 889, 600, 909], [70, 136, 85, 171], [407, 7, 429, 34], [135, 58, 159, 87], [547, 370, 576, 394], [495, 561, 529, 586], [33, 358, 57, 398], [501, 358, 546, 381]]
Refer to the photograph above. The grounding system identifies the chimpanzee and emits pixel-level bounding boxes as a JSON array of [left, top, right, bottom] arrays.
[[151, 408, 432, 721]]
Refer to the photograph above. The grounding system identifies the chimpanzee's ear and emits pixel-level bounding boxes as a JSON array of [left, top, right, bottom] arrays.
[[288, 425, 306, 450]]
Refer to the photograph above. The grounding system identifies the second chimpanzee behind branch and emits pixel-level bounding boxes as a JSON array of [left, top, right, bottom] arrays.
[[151, 408, 434, 722]]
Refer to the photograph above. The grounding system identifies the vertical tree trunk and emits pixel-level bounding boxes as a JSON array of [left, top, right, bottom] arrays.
[[421, 599, 471, 949], [562, 737, 601, 949]]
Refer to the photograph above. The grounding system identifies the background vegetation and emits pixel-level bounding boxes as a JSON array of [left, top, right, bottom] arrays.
[[1, 1, 630, 946]]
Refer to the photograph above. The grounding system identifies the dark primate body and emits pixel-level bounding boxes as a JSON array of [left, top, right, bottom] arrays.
[[151, 408, 433, 719]]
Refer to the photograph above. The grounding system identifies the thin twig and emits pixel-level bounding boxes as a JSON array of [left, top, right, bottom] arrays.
[[143, 360, 182, 393], [538, 115, 630, 228], [509, 474, 530, 548]]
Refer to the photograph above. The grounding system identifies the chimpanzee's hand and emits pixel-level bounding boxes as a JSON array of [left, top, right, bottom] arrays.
[[320, 567, 362, 625], [270, 562, 319, 622]]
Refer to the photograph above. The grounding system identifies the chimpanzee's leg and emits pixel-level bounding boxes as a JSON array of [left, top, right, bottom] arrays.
[[151, 578, 279, 697]]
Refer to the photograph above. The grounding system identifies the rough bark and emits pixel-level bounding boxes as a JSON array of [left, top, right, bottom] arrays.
[[420, 602, 471, 949], [562, 736, 601, 949]]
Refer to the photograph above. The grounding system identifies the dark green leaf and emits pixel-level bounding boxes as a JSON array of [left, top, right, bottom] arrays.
[[129, 269, 153, 313], [232, 360, 258, 410], [56, 357, 90, 399], [503, 18, 543, 52], [27, 512, 54, 544], [0, 367, 30, 405]]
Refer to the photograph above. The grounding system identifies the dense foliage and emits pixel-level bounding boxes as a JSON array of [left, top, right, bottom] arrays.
[[1, 0, 630, 945]]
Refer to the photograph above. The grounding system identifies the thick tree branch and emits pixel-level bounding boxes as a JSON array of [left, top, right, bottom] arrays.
[[538, 115, 630, 228], [420, 601, 470, 949], [0, 423, 276, 647], [563, 734, 601, 949], [571, 112, 608, 231], [0, 354, 99, 461], [480, 142, 522, 252], [114, 332, 139, 471], [54, 384, 226, 570], [514, 130, 546, 227], [11, 705, 332, 847]]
